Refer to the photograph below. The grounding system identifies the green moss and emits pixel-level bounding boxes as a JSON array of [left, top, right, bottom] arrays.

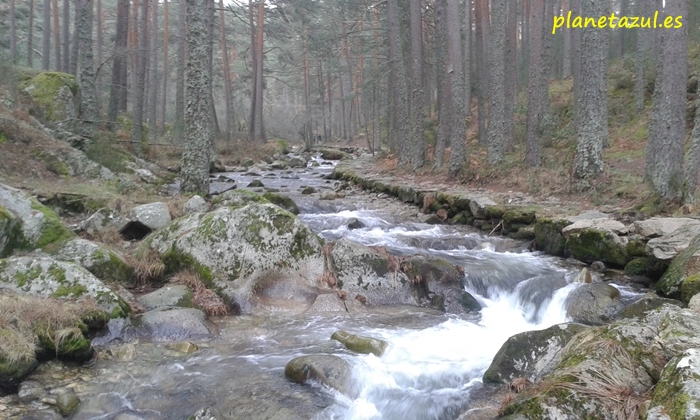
[[0, 131, 6, 143], [162, 245, 214, 285], [30, 202, 74, 249], [625, 239, 647, 258], [681, 274, 700, 304], [47, 263, 67, 283], [484, 205, 507, 220], [34, 321, 92, 361], [565, 228, 629, 266], [89, 251, 133, 283], [262, 192, 300, 215], [534, 218, 572, 256], [624, 257, 649, 276], [0, 206, 30, 257], [650, 356, 693, 420], [655, 234, 700, 299], [52, 284, 88, 297], [19, 72, 78, 121]]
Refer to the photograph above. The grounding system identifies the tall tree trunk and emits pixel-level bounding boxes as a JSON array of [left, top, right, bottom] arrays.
[[147, 0, 159, 142], [219, 0, 234, 142], [62, 0, 70, 71], [52, 0, 61, 70], [526, 0, 544, 166], [159, 0, 169, 134], [131, 0, 149, 151], [434, 0, 450, 169], [617, 0, 629, 58], [95, 0, 103, 111], [10, 0, 17, 63], [42, 0, 51, 70], [485, 0, 507, 164], [247, 0, 256, 143], [29, 0, 35, 68], [70, 5, 79, 75], [206, 0, 220, 144], [409, 0, 425, 168], [538, 0, 554, 145], [474, 0, 488, 145], [572, 0, 609, 180], [107, 0, 129, 128], [253, 0, 265, 142], [646, 0, 688, 202], [182, 0, 213, 195], [685, 94, 700, 204], [76, 0, 97, 138], [562, 0, 571, 78], [634, 0, 655, 112], [175, 0, 187, 143], [387, 0, 410, 164], [463, 0, 472, 118], [447, 0, 466, 176], [503, 0, 518, 150]]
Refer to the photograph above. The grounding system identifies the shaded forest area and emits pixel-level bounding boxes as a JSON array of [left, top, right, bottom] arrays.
[[2, 0, 700, 207]]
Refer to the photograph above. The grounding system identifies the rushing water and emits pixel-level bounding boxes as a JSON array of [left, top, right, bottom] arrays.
[[50, 155, 606, 420]]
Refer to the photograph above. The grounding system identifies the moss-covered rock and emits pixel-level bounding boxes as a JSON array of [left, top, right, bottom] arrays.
[[145, 203, 325, 314], [483, 323, 589, 384], [646, 348, 700, 420], [615, 293, 682, 321], [0, 329, 39, 394], [19, 72, 78, 125], [625, 237, 648, 258], [564, 283, 624, 324], [52, 238, 132, 283], [210, 189, 269, 210], [654, 233, 700, 300], [284, 355, 353, 396], [483, 205, 507, 220], [534, 218, 572, 257], [0, 205, 24, 258], [331, 330, 388, 357], [262, 192, 300, 215], [564, 228, 630, 266], [624, 257, 649, 276], [503, 208, 537, 226]]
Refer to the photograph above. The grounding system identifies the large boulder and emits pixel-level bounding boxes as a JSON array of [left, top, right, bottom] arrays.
[[561, 218, 629, 236], [284, 355, 353, 396], [329, 238, 416, 306], [262, 192, 300, 215], [564, 228, 630, 266], [134, 308, 213, 341], [533, 218, 572, 257], [647, 224, 700, 263], [52, 238, 132, 283], [210, 189, 269, 210], [482, 323, 589, 384], [128, 202, 172, 231], [144, 203, 325, 313], [183, 195, 209, 214], [19, 72, 78, 129], [0, 184, 74, 254], [646, 348, 700, 420], [654, 232, 700, 302], [137, 285, 193, 311], [564, 283, 625, 325], [635, 217, 700, 239], [0, 256, 130, 317], [469, 197, 498, 219]]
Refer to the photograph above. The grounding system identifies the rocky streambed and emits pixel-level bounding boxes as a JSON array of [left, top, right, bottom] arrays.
[[0, 151, 699, 419]]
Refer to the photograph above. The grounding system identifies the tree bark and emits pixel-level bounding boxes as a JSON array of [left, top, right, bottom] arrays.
[[29, 0, 35, 68], [70, 3, 79, 75], [76, 0, 97, 138], [572, 0, 609, 180], [485, 0, 507, 164], [387, 0, 410, 165], [447, 0, 466, 176], [474, 0, 488, 145], [685, 94, 700, 204], [253, 0, 265, 142], [130, 0, 149, 151], [175, 0, 187, 143], [95, 0, 103, 111], [42, 0, 51, 70], [62, 0, 70, 72], [10, 0, 17, 63], [409, 0, 425, 168], [434, 0, 450, 168], [52, 0, 61, 70], [646, 0, 688, 201], [219, 0, 234, 142], [159, 0, 169, 135], [562, 0, 571, 78], [107, 0, 129, 128], [526, 0, 544, 167], [147, 0, 159, 142], [634, 0, 655, 112], [503, 0, 518, 149], [247, 0, 256, 142], [182, 0, 213, 195]]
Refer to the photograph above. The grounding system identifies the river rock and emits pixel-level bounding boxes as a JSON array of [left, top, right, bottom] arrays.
[[78, 208, 129, 236], [615, 293, 683, 320], [0, 183, 74, 255], [635, 217, 700, 239], [137, 285, 193, 311], [188, 407, 225, 420], [564, 283, 624, 325], [306, 293, 347, 313], [329, 238, 415, 306], [345, 218, 364, 230], [567, 210, 611, 222], [0, 256, 130, 317], [654, 232, 700, 302], [331, 330, 388, 357], [144, 203, 325, 313], [247, 180, 265, 188], [135, 308, 212, 341], [167, 341, 199, 354], [690, 294, 700, 313], [561, 218, 629, 236], [18, 380, 45, 403], [183, 195, 209, 214], [109, 343, 137, 361], [284, 355, 353, 395], [469, 197, 497, 219], [533, 218, 572, 257], [128, 202, 172, 231], [56, 391, 80, 416], [647, 223, 700, 263], [319, 190, 339, 200], [483, 323, 589, 384], [262, 192, 300, 215], [52, 238, 132, 283], [564, 227, 629, 266], [647, 348, 700, 420], [210, 189, 269, 210]]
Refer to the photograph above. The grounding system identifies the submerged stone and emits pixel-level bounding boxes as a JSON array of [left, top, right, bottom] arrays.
[[331, 330, 388, 357], [284, 355, 352, 395]]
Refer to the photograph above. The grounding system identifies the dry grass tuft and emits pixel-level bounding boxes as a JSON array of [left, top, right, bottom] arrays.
[[167, 195, 189, 219], [509, 377, 531, 394], [498, 393, 516, 417], [320, 243, 339, 288], [422, 193, 437, 213], [87, 226, 124, 247], [171, 270, 229, 316], [126, 248, 166, 286]]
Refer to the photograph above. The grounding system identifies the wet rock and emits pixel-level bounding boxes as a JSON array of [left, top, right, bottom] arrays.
[[135, 308, 212, 341], [52, 238, 132, 283], [210, 189, 268, 210], [137, 285, 193, 311], [469, 197, 497, 219], [109, 343, 137, 361], [646, 348, 700, 420], [301, 186, 316, 195], [572, 267, 592, 284], [502, 208, 536, 226], [590, 260, 605, 270], [167, 341, 199, 354], [0, 256, 130, 317], [188, 407, 224, 420], [565, 283, 624, 325], [318, 149, 351, 160], [690, 294, 700, 313], [624, 257, 648, 276], [647, 224, 700, 263], [91, 317, 137, 346], [345, 218, 364, 230], [654, 232, 700, 301], [242, 158, 255, 167], [331, 330, 387, 357], [634, 217, 700, 239], [564, 227, 630, 266], [284, 355, 352, 395], [262, 192, 300, 215], [56, 391, 80, 416], [144, 203, 325, 314], [247, 180, 265, 188], [128, 203, 172, 231], [306, 293, 347, 313], [319, 191, 339, 200], [615, 293, 682, 320], [18, 380, 45, 403], [288, 157, 306, 168], [270, 161, 288, 170], [483, 323, 589, 384], [0, 183, 75, 255], [561, 218, 629, 236], [533, 218, 572, 257], [183, 195, 209, 214]]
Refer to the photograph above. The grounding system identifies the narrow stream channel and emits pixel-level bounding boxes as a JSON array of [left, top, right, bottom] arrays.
[[56, 155, 631, 420]]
